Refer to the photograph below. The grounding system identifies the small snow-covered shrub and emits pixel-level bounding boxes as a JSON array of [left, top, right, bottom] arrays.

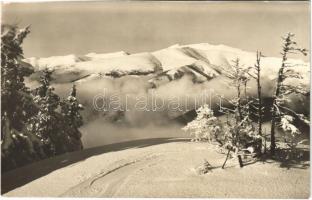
[[182, 105, 222, 142], [222, 112, 261, 153], [195, 159, 213, 175], [280, 115, 299, 135], [279, 114, 306, 159]]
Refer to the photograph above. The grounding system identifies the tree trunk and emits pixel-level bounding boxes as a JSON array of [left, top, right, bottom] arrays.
[[237, 85, 243, 120], [264, 134, 267, 154], [256, 52, 262, 137], [222, 149, 231, 169], [255, 51, 264, 153], [237, 155, 244, 168], [270, 113, 276, 156], [270, 49, 287, 156]]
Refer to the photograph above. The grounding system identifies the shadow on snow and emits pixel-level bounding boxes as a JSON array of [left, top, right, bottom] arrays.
[[1, 137, 188, 194]]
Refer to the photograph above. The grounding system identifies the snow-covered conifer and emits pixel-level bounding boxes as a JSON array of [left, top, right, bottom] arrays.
[[60, 84, 84, 150], [1, 25, 41, 171], [270, 33, 308, 155], [182, 104, 222, 142]]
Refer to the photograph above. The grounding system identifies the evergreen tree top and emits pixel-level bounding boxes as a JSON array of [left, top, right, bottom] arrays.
[[70, 84, 77, 97], [40, 69, 53, 86]]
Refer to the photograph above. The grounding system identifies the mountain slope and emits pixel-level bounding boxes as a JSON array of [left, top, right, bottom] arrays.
[[3, 139, 309, 198]]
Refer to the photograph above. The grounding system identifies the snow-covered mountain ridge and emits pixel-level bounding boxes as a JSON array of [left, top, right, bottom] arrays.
[[23, 43, 309, 88]]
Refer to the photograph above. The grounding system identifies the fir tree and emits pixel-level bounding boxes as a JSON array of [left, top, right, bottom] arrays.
[[270, 33, 308, 155], [182, 104, 222, 143], [1, 24, 33, 133], [60, 84, 84, 150], [1, 24, 41, 171], [1, 24, 85, 171], [222, 58, 251, 120], [61, 84, 83, 129], [218, 59, 259, 168], [28, 69, 61, 156]]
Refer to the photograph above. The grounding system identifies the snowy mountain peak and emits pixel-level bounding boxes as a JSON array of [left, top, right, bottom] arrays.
[[85, 51, 129, 60]]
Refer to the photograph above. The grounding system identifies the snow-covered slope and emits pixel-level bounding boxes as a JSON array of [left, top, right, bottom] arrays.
[[148, 60, 220, 88], [85, 51, 129, 60], [181, 43, 309, 83], [24, 54, 89, 71], [152, 45, 198, 71], [75, 52, 162, 76], [2, 140, 309, 198]]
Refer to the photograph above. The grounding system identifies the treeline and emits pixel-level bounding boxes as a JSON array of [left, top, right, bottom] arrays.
[[1, 25, 84, 172], [183, 33, 309, 167]]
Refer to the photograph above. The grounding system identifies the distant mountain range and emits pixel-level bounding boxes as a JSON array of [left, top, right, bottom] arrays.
[[22, 43, 310, 121], [23, 43, 309, 86]]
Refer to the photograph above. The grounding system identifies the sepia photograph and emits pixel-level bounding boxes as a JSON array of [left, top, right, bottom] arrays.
[[1, 1, 310, 198]]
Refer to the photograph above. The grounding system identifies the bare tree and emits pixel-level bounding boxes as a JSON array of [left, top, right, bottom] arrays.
[[222, 58, 250, 120], [249, 51, 264, 152]]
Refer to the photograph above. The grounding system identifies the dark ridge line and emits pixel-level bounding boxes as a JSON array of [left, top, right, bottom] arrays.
[[185, 64, 216, 81], [71, 74, 91, 82], [180, 46, 223, 74]]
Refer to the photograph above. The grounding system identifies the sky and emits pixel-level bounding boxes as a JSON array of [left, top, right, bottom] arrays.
[[1, 1, 310, 59]]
